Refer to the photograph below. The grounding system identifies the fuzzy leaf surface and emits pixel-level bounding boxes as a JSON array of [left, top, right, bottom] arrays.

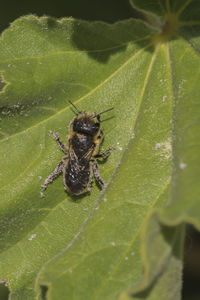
[[0, 0, 199, 298]]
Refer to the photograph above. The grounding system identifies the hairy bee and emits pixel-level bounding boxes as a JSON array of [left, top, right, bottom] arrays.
[[41, 100, 114, 195]]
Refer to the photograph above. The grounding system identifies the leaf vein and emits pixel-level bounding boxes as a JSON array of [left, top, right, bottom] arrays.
[[0, 36, 152, 65], [92, 177, 170, 299], [0, 43, 153, 145], [91, 45, 161, 299]]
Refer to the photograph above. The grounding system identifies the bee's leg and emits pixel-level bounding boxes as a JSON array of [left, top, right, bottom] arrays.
[[92, 161, 105, 188], [41, 159, 64, 190], [49, 130, 67, 154], [94, 147, 115, 160]]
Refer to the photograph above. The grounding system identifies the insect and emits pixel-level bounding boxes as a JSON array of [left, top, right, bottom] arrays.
[[41, 100, 114, 195]]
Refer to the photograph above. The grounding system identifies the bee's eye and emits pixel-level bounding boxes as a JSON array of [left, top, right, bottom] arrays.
[[93, 122, 100, 130]]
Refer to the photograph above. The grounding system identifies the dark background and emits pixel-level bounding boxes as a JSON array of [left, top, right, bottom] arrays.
[[0, 1, 199, 299], [0, 0, 134, 33]]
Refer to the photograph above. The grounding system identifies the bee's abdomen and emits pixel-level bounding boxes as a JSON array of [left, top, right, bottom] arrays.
[[64, 160, 91, 194]]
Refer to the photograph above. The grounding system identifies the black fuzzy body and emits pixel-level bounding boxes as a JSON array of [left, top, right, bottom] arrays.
[[42, 108, 113, 195], [64, 111, 102, 195]]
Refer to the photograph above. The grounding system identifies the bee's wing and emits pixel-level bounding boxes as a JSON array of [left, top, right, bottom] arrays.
[[67, 147, 79, 170], [68, 143, 95, 174], [68, 147, 77, 160], [82, 144, 95, 161]]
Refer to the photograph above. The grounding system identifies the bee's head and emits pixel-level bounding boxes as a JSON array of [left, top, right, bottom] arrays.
[[73, 113, 100, 135], [68, 100, 114, 135]]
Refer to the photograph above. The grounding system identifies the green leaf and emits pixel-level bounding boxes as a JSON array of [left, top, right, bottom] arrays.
[[0, 15, 156, 299], [0, 0, 199, 298], [120, 216, 184, 300], [160, 25, 200, 227]]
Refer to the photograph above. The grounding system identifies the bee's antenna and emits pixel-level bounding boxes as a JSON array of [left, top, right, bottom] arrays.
[[68, 100, 81, 114], [98, 107, 114, 116], [93, 107, 114, 118]]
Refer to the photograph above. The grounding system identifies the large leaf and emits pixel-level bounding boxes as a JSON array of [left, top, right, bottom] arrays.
[[0, 0, 199, 299]]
